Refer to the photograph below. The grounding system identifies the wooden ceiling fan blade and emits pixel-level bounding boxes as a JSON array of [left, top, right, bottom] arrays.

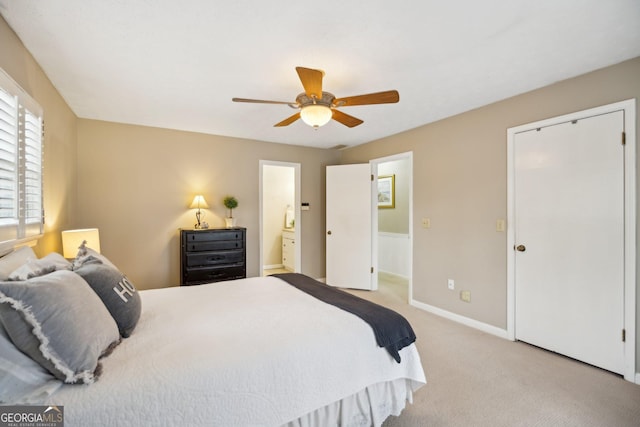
[[296, 67, 324, 99], [332, 109, 364, 128], [334, 90, 399, 107], [232, 97, 295, 105], [274, 112, 301, 127]]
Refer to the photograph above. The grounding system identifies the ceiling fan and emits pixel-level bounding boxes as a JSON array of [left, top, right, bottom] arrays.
[[232, 67, 399, 129]]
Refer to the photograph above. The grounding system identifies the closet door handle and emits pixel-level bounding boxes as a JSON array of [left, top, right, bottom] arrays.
[[327, 230, 332, 235], [516, 244, 526, 252]]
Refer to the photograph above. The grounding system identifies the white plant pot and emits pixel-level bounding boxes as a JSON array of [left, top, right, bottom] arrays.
[[225, 217, 236, 228]]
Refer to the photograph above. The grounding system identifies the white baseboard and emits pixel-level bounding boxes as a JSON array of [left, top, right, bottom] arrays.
[[410, 298, 509, 340], [263, 264, 284, 270], [378, 269, 410, 280], [636, 372, 640, 385]]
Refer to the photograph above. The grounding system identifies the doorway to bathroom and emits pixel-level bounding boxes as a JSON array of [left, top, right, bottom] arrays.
[[259, 160, 301, 277]]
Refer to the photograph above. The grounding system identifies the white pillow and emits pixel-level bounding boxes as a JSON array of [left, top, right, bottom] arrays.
[[0, 323, 61, 404], [0, 246, 37, 280], [8, 252, 72, 281]]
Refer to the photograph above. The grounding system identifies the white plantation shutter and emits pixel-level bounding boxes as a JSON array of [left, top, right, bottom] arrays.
[[0, 87, 18, 238], [23, 109, 43, 234], [0, 68, 43, 244]]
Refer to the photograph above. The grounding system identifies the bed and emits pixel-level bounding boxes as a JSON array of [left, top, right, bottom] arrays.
[[0, 246, 426, 426]]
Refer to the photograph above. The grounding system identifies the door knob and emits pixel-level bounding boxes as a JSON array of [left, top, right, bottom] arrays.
[[327, 230, 332, 235], [516, 244, 526, 252]]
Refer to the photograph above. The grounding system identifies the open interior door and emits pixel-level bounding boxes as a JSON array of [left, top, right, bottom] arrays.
[[326, 164, 376, 290]]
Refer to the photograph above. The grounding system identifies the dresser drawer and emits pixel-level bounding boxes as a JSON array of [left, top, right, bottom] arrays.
[[183, 265, 246, 285], [185, 240, 243, 252], [183, 230, 243, 242], [185, 250, 245, 267]]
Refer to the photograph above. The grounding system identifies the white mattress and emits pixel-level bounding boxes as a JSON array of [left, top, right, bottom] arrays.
[[45, 276, 426, 426]]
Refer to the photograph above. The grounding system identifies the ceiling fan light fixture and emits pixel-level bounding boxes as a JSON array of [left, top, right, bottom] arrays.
[[300, 104, 332, 128], [233, 67, 398, 129]]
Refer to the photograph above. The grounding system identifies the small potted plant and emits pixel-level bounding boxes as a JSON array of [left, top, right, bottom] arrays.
[[223, 196, 238, 228]]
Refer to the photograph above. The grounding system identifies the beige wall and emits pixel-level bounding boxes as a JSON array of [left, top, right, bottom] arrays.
[[76, 119, 339, 289], [341, 56, 640, 371], [0, 16, 78, 256]]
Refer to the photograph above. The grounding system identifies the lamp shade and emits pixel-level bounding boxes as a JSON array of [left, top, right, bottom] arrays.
[[300, 105, 332, 128], [189, 195, 209, 209], [61, 228, 101, 258]]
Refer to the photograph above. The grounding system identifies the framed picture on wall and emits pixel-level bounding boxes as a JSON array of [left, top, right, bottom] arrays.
[[377, 174, 395, 209]]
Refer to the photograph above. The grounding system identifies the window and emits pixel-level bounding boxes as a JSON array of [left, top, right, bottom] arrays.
[[0, 68, 43, 245]]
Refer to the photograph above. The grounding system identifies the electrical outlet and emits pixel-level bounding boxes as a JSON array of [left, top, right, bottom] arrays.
[[422, 218, 431, 229], [447, 279, 455, 290], [460, 290, 471, 303]]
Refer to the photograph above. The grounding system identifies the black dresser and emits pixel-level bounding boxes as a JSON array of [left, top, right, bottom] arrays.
[[180, 228, 246, 285]]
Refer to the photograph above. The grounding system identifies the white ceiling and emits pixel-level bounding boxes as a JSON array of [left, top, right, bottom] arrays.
[[1, 1, 639, 149]]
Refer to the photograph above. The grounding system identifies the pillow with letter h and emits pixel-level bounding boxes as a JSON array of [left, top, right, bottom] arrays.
[[71, 241, 118, 271], [74, 261, 141, 338]]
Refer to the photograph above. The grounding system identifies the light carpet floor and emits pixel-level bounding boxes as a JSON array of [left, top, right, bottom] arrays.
[[346, 274, 640, 427]]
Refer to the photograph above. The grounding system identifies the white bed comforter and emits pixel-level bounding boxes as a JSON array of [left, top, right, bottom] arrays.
[[45, 276, 426, 426]]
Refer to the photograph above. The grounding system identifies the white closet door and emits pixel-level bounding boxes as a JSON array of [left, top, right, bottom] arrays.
[[514, 111, 625, 374]]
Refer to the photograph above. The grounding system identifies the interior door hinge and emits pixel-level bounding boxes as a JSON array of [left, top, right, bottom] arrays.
[[371, 174, 374, 181], [622, 132, 626, 145], [371, 267, 374, 274], [622, 329, 626, 342]]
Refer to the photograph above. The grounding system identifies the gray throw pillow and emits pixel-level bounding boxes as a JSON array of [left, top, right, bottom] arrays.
[[8, 252, 72, 281], [0, 270, 121, 384], [74, 262, 141, 338]]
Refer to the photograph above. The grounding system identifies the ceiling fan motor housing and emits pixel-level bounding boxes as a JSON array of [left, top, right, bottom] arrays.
[[296, 91, 336, 108]]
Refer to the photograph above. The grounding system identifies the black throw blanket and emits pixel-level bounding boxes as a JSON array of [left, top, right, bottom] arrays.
[[272, 273, 416, 363]]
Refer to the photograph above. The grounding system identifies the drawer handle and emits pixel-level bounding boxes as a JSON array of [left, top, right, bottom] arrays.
[[208, 256, 224, 262], [207, 271, 227, 278]]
